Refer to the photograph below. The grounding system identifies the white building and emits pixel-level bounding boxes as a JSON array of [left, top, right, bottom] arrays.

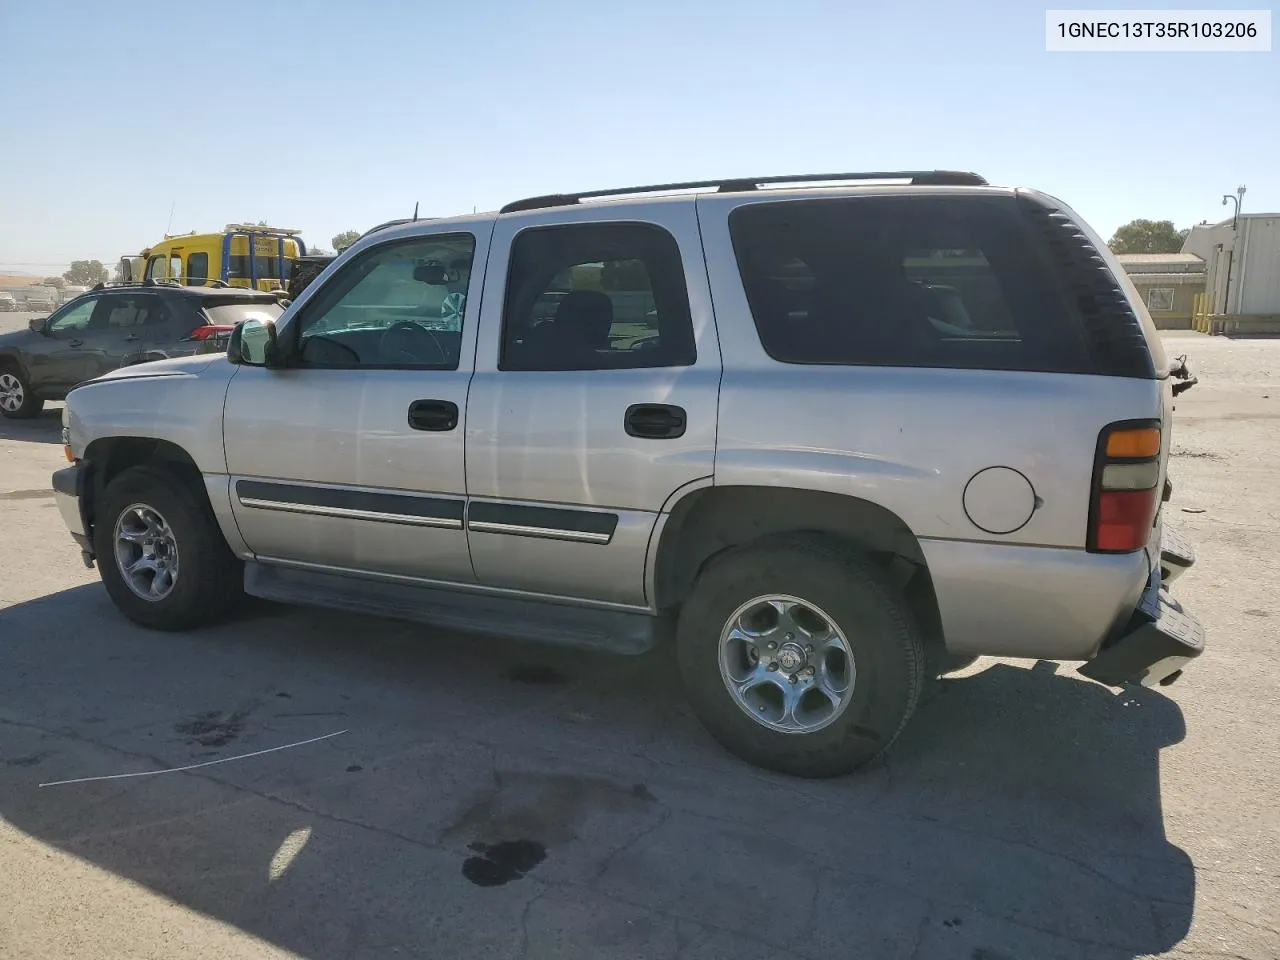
[[1182, 212, 1280, 333]]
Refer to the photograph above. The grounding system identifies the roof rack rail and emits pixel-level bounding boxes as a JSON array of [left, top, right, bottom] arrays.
[[500, 170, 987, 214], [90, 278, 234, 291], [91, 279, 159, 291]]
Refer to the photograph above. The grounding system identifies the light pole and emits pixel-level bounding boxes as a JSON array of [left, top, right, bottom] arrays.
[[1222, 185, 1245, 230], [1220, 185, 1246, 313]]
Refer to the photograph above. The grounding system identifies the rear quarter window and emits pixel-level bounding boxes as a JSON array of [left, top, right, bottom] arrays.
[[728, 196, 1097, 374]]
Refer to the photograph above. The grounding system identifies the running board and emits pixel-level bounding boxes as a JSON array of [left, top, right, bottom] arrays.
[[244, 561, 660, 655]]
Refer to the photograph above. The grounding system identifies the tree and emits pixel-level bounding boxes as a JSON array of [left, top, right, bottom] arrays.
[[332, 230, 361, 253], [63, 260, 110, 286], [42, 276, 67, 289], [1108, 220, 1189, 255]]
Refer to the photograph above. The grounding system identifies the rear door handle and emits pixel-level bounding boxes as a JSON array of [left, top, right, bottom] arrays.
[[408, 399, 459, 432], [68, 339, 83, 347], [624, 403, 687, 439], [123, 334, 139, 342]]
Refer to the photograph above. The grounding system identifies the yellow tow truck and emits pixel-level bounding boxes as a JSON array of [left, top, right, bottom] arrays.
[[118, 224, 309, 293]]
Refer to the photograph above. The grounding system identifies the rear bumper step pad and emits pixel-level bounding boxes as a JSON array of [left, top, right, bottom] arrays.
[[1160, 525, 1196, 586], [1078, 586, 1205, 688]]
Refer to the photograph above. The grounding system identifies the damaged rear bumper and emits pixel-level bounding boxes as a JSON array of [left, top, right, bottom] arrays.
[[1078, 527, 1205, 688]]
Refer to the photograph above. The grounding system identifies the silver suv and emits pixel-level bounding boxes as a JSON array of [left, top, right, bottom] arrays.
[[52, 171, 1204, 778]]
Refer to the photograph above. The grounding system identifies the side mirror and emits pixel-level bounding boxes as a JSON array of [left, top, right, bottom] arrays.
[[28, 317, 48, 334], [228, 317, 278, 367]]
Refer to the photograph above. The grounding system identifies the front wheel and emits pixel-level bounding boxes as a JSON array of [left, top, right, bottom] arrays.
[[677, 537, 925, 778], [0, 368, 43, 419], [94, 465, 244, 630]]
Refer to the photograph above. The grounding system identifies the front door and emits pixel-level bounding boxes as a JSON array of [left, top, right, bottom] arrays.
[[21, 296, 101, 393], [223, 226, 491, 582], [465, 208, 721, 607]]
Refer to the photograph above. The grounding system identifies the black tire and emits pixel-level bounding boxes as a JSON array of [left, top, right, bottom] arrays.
[[94, 464, 244, 631], [0, 366, 44, 419], [676, 536, 925, 778]]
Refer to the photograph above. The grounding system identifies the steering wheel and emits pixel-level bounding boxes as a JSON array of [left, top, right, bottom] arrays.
[[378, 321, 447, 365]]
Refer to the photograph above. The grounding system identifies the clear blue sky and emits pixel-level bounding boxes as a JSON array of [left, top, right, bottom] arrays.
[[0, 0, 1275, 273]]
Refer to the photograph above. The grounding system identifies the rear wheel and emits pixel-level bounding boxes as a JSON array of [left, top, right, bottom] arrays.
[[676, 537, 925, 778], [94, 465, 243, 630], [0, 368, 43, 419]]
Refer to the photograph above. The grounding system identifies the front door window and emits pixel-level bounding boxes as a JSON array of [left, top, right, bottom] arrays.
[[47, 299, 97, 335]]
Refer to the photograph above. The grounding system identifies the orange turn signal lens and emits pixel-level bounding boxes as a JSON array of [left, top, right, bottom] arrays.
[[1106, 428, 1160, 459], [64, 446, 74, 463]]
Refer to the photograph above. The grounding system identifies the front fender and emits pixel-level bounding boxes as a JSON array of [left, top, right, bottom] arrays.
[[66, 361, 235, 474]]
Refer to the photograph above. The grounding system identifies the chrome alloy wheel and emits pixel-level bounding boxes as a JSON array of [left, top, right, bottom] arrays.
[[113, 503, 180, 601], [0, 373, 24, 412], [718, 594, 856, 733]]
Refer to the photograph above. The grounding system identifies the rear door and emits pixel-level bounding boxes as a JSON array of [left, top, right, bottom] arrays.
[[93, 294, 154, 371], [464, 205, 721, 607]]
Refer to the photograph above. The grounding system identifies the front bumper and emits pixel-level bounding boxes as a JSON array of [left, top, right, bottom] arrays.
[[52, 463, 94, 558], [1077, 528, 1205, 688]]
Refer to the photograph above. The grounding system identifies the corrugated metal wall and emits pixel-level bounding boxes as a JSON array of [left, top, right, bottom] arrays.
[[1238, 217, 1280, 315]]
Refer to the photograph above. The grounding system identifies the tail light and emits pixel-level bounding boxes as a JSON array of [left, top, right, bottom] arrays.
[[185, 325, 235, 342], [1088, 420, 1162, 553]]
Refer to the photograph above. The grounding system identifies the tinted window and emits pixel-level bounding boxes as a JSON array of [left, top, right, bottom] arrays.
[[101, 295, 171, 329], [292, 233, 475, 370], [729, 197, 1094, 373], [500, 223, 695, 372], [187, 252, 209, 286]]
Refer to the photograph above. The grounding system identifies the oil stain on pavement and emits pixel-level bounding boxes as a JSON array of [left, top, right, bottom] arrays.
[[461, 840, 547, 886], [174, 708, 252, 748]]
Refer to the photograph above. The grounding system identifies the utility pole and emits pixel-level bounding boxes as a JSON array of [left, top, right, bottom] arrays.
[[1220, 185, 1246, 314]]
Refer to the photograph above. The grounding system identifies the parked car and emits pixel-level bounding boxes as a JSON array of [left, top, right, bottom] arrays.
[[0, 292, 16, 312], [22, 286, 57, 312], [51, 170, 1203, 777], [0, 281, 282, 418]]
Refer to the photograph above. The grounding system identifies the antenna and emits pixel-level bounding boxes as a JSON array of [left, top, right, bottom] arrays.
[[413, 201, 419, 222], [164, 200, 176, 237]]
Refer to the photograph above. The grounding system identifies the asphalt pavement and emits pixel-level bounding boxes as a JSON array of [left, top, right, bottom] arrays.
[[1, 325, 1277, 959]]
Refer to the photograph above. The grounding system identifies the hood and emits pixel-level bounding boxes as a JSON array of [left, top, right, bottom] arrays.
[[80, 353, 229, 387], [0, 327, 39, 350], [98, 353, 225, 381]]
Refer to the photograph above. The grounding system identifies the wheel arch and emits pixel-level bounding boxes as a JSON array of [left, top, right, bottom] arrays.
[[650, 485, 944, 649], [0, 348, 31, 380], [83, 436, 207, 531]]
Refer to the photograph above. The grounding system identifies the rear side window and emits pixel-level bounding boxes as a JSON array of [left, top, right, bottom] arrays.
[[729, 197, 1095, 373], [500, 222, 696, 372]]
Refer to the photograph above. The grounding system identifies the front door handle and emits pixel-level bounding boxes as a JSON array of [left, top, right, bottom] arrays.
[[68, 339, 83, 347], [624, 403, 687, 439], [123, 334, 139, 342], [408, 399, 459, 432]]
